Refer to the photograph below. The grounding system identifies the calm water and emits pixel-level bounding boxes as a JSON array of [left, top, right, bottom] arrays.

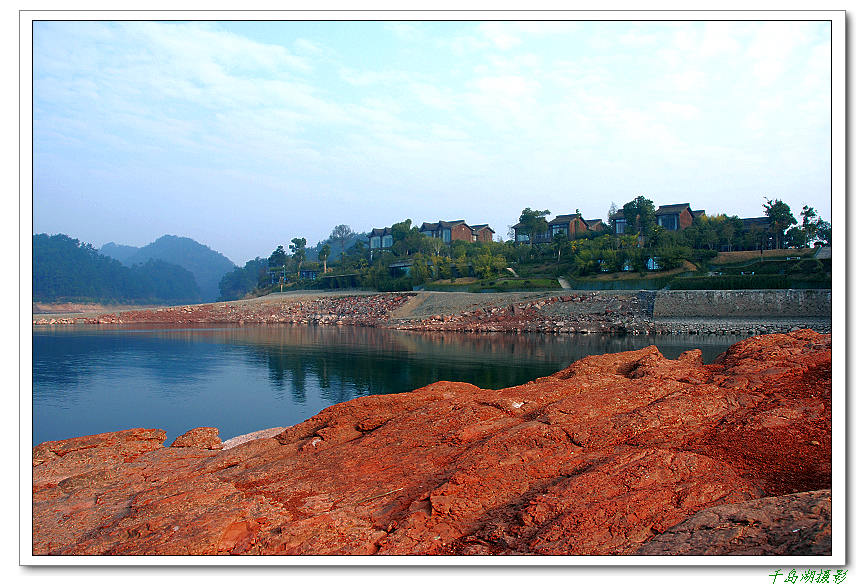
[[32, 325, 745, 445]]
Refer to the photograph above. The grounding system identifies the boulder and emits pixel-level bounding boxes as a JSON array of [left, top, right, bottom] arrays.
[[170, 427, 223, 450]]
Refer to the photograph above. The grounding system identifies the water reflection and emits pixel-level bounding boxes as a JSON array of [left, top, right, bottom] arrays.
[[32, 325, 744, 445]]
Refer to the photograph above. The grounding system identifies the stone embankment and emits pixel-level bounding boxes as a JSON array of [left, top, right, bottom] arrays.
[[33, 292, 411, 327], [391, 292, 651, 334], [33, 289, 832, 336], [32, 330, 831, 555]]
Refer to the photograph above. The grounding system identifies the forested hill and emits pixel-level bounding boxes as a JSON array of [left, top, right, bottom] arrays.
[[34, 233, 201, 304], [100, 235, 236, 302], [98, 242, 140, 265]]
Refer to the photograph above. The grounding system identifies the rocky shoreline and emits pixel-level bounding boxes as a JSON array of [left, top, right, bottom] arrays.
[[32, 290, 831, 336], [32, 330, 832, 555]]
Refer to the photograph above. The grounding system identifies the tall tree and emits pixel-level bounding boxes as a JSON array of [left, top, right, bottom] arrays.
[[329, 225, 353, 260], [268, 245, 287, 268], [390, 219, 412, 242], [607, 202, 618, 225], [762, 198, 797, 249], [815, 218, 831, 245], [318, 243, 331, 274], [622, 196, 656, 239], [290, 237, 307, 277], [799, 205, 819, 246], [518, 208, 550, 246]]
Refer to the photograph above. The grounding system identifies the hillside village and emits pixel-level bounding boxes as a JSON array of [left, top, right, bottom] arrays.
[[33, 195, 832, 306], [226, 195, 830, 300]]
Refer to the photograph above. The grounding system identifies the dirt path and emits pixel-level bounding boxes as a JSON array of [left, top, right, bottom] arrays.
[[386, 290, 561, 322]]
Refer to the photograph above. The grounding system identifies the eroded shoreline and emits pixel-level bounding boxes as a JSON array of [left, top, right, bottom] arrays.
[[33, 289, 831, 335]]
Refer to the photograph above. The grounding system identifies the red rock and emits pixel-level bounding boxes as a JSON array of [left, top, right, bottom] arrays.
[[635, 489, 831, 555], [32, 330, 831, 556], [170, 427, 222, 450]]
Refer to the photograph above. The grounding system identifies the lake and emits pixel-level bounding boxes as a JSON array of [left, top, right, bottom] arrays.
[[32, 325, 746, 445]]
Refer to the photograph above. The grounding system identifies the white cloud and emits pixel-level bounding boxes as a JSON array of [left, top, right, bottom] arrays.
[[657, 101, 701, 121], [699, 22, 742, 57], [477, 22, 522, 50]]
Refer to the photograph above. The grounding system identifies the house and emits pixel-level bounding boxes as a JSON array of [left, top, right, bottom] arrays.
[[609, 209, 628, 235], [267, 265, 287, 284], [469, 224, 495, 243], [368, 227, 394, 251], [419, 220, 475, 244], [299, 268, 319, 280], [513, 210, 595, 243], [691, 209, 707, 222], [548, 213, 588, 239], [583, 218, 605, 232], [611, 202, 696, 234], [655, 203, 695, 231]]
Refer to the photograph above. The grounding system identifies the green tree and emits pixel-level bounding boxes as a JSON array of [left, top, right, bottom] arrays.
[[607, 202, 618, 225], [622, 196, 656, 239], [762, 198, 797, 249], [268, 245, 287, 268], [518, 207, 550, 246], [552, 232, 569, 271], [329, 224, 354, 261], [318, 243, 331, 274], [815, 218, 831, 245], [390, 219, 413, 242], [798, 205, 819, 246], [290, 237, 307, 277]]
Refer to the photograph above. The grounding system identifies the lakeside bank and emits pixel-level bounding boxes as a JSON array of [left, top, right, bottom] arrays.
[[32, 288, 831, 335]]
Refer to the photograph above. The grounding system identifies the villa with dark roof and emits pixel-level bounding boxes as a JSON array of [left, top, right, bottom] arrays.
[[655, 203, 696, 231], [368, 219, 495, 251], [611, 202, 699, 234], [367, 227, 394, 251], [513, 210, 603, 244], [420, 220, 495, 243]]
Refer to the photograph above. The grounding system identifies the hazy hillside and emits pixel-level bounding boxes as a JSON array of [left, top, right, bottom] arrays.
[[34, 233, 201, 304], [99, 242, 140, 265], [101, 235, 236, 302]]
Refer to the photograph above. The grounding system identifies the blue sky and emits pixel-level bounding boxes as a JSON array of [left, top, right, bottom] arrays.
[[33, 19, 832, 265]]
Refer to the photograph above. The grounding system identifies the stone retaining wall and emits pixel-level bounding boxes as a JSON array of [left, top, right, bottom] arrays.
[[652, 290, 831, 318]]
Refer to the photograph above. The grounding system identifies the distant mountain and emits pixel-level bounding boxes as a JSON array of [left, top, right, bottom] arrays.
[[34, 234, 201, 304], [101, 235, 236, 302], [99, 242, 140, 265]]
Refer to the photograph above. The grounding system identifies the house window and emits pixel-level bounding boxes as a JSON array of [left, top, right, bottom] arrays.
[[370, 236, 381, 249], [658, 215, 678, 230], [516, 232, 529, 243], [422, 230, 433, 238], [615, 219, 627, 234], [443, 228, 451, 243], [382, 235, 393, 248], [551, 225, 567, 237]]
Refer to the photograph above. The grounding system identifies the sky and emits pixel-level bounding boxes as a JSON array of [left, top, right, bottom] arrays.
[[32, 19, 833, 266]]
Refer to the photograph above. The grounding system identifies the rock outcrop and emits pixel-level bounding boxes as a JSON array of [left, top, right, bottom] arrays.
[[32, 330, 831, 556]]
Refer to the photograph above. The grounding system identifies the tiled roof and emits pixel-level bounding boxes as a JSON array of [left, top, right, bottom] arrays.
[[549, 214, 582, 225], [742, 217, 772, 227], [584, 219, 604, 228], [368, 227, 392, 237], [609, 209, 626, 220], [656, 203, 692, 215], [692, 209, 706, 218], [470, 224, 495, 233], [420, 220, 468, 231]]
